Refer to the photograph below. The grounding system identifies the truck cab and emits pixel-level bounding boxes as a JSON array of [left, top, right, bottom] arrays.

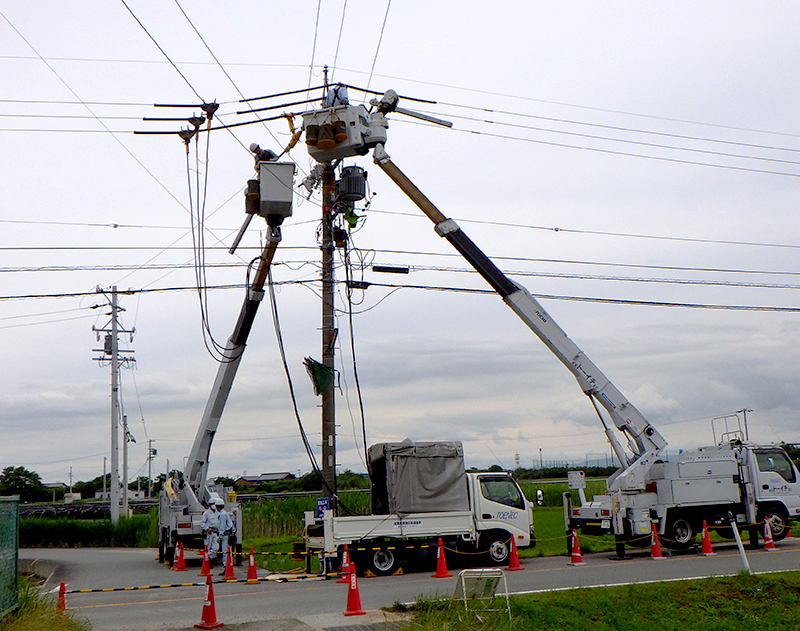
[[471, 473, 534, 563]]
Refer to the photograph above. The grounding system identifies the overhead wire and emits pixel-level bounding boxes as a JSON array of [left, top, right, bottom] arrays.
[[118, 0, 203, 101], [0, 10, 189, 213], [330, 0, 348, 82], [418, 109, 800, 168], [334, 66, 800, 140], [396, 118, 800, 179], [307, 0, 322, 90], [172, 0, 277, 154], [365, 0, 391, 92]]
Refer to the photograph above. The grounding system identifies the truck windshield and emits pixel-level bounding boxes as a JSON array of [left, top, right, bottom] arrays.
[[755, 450, 797, 483], [479, 477, 525, 509]]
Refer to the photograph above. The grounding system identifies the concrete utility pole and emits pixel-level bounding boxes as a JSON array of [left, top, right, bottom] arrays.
[[93, 286, 135, 524], [147, 440, 156, 499], [110, 289, 121, 522], [320, 164, 337, 501]]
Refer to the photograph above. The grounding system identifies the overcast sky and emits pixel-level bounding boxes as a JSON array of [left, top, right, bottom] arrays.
[[1, 2, 800, 486]]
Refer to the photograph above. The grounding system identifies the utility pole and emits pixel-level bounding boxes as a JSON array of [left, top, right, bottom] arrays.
[[147, 440, 156, 499], [93, 286, 135, 524], [320, 163, 337, 502], [122, 415, 129, 514]]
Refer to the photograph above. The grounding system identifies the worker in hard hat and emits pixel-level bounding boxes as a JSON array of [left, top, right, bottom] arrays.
[[215, 498, 234, 573], [200, 500, 221, 560]]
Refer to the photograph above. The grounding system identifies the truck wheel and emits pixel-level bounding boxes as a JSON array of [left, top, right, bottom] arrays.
[[367, 548, 401, 576], [761, 507, 790, 541], [483, 534, 510, 565], [662, 516, 696, 550]]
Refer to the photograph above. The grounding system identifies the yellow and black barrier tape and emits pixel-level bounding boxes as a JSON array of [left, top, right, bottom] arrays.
[[64, 573, 324, 594]]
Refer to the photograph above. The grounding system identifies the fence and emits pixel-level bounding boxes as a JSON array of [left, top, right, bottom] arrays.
[[0, 496, 19, 618]]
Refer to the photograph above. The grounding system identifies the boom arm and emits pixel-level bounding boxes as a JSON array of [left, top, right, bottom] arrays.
[[372, 145, 667, 491], [183, 227, 282, 499]]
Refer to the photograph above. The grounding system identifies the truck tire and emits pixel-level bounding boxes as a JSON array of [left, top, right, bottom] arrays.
[[366, 546, 401, 576], [661, 515, 696, 550], [761, 506, 790, 542], [483, 533, 511, 565]]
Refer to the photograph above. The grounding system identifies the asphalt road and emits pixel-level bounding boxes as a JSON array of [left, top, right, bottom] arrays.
[[20, 538, 800, 630]]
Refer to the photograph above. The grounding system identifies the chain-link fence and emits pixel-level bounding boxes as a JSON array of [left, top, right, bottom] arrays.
[[0, 496, 19, 618]]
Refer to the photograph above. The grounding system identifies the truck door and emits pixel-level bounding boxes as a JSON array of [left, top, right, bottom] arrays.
[[475, 475, 531, 544], [753, 449, 800, 519]]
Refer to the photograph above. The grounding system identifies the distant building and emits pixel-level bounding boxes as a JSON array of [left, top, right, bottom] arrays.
[[236, 472, 294, 487]]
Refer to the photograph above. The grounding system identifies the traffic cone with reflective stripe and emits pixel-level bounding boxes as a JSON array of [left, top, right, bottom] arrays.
[[56, 581, 66, 614], [223, 546, 236, 580], [569, 530, 586, 566], [194, 573, 223, 629], [336, 544, 351, 583], [700, 520, 716, 556], [172, 543, 188, 571], [198, 546, 212, 577], [763, 519, 777, 551], [650, 523, 664, 560], [506, 536, 524, 571], [245, 547, 259, 583], [343, 562, 366, 616], [431, 538, 452, 578]]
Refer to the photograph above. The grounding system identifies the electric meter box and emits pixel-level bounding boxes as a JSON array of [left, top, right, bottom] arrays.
[[258, 161, 295, 219]]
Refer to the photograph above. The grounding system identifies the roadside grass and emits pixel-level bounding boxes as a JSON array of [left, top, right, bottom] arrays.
[[400, 571, 800, 631], [1, 575, 89, 631], [19, 512, 157, 548], [242, 534, 319, 574]]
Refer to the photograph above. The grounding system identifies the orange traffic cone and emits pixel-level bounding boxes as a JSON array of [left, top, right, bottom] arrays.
[[506, 536, 524, 571], [650, 523, 664, 560], [569, 530, 586, 566], [700, 520, 716, 556], [194, 573, 223, 629], [172, 543, 188, 571], [763, 519, 777, 551], [198, 546, 212, 577], [223, 547, 236, 580], [337, 544, 351, 583], [431, 538, 452, 578], [245, 547, 259, 584], [56, 581, 66, 614], [343, 562, 366, 616]]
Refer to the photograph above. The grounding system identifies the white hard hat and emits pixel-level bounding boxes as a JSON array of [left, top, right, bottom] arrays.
[[215, 498, 224, 506]]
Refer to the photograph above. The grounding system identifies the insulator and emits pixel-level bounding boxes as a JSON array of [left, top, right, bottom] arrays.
[[335, 166, 367, 202], [317, 123, 336, 151], [305, 124, 319, 146], [333, 119, 347, 143]]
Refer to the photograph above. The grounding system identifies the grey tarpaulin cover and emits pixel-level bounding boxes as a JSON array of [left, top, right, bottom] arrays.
[[368, 439, 469, 515]]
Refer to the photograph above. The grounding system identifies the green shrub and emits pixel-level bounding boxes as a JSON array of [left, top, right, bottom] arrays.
[[19, 511, 157, 548]]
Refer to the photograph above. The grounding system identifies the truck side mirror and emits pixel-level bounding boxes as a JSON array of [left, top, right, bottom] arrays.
[[536, 489, 544, 506]]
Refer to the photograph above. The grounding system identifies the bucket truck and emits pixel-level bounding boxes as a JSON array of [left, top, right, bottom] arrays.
[[157, 153, 296, 565], [296, 85, 800, 557]]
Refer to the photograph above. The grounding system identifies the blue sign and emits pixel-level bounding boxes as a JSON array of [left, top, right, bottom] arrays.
[[316, 497, 330, 518]]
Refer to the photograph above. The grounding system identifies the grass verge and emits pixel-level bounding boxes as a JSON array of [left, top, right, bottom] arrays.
[[1, 575, 89, 631], [401, 571, 800, 630]]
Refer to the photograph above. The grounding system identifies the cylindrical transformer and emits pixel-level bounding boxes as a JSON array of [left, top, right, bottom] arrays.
[[336, 166, 367, 202]]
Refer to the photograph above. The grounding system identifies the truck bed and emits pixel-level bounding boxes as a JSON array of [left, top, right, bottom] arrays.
[[319, 510, 476, 551]]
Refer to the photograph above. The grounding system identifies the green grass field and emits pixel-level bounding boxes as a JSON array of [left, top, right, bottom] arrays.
[[402, 571, 800, 631]]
